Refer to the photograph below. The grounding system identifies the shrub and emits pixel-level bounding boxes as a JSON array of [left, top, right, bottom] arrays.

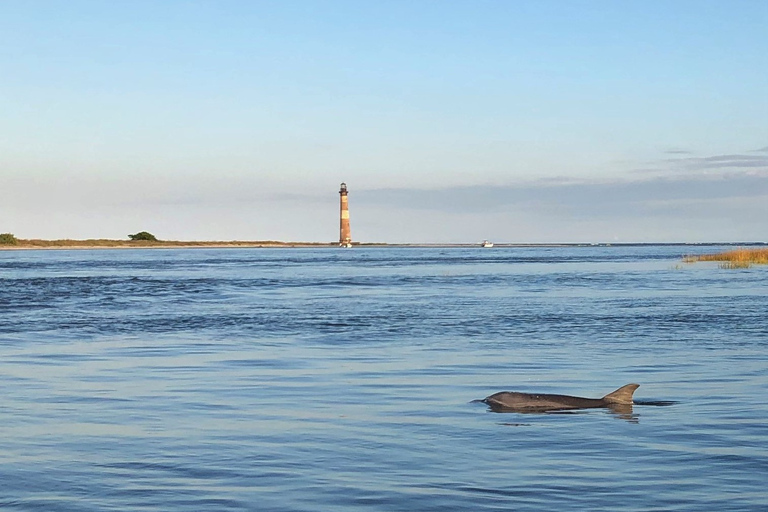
[[0, 233, 19, 245], [128, 231, 159, 242]]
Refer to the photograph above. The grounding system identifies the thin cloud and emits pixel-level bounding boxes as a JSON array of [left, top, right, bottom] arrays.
[[633, 149, 768, 178], [666, 154, 768, 171], [360, 172, 768, 217]]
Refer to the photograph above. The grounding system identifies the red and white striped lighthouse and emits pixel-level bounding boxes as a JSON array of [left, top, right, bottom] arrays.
[[339, 183, 352, 247]]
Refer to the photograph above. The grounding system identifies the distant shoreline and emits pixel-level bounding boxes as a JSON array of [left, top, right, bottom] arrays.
[[0, 240, 339, 250], [1, 239, 766, 251]]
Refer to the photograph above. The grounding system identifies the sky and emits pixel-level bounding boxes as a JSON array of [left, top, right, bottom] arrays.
[[1, 0, 767, 243]]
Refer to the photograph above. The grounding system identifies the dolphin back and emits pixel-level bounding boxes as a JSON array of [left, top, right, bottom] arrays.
[[601, 383, 640, 405]]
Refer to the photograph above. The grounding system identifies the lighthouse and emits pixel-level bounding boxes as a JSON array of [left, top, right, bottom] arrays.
[[339, 183, 352, 247]]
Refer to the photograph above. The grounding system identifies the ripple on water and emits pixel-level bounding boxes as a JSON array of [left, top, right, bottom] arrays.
[[0, 246, 766, 511]]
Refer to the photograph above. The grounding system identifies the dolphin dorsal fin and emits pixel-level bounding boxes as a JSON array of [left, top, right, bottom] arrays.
[[602, 383, 640, 404]]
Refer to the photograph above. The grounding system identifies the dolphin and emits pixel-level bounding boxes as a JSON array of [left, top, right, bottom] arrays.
[[479, 383, 640, 413]]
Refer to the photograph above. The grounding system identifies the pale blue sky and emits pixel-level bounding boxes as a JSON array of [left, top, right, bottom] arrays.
[[2, 1, 767, 243]]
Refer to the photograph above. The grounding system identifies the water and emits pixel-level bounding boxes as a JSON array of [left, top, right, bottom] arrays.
[[0, 246, 766, 511]]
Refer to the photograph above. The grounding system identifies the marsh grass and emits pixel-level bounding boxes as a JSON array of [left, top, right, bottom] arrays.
[[685, 248, 768, 269]]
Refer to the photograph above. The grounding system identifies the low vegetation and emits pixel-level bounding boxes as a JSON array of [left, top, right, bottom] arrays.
[[685, 248, 768, 269], [128, 231, 159, 242], [1, 238, 336, 248], [0, 233, 19, 245]]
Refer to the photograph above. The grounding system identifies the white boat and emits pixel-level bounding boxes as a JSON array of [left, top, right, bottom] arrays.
[[481, 240, 493, 248]]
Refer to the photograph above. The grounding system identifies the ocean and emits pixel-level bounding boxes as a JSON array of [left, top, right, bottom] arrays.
[[0, 245, 766, 511]]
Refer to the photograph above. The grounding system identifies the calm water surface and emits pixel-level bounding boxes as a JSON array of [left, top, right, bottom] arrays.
[[0, 246, 766, 511]]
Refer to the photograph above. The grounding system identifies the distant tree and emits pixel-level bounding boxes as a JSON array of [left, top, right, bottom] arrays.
[[0, 233, 19, 245], [128, 231, 159, 242]]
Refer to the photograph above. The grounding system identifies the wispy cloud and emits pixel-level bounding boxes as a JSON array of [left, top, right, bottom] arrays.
[[667, 153, 768, 170], [361, 172, 768, 216], [633, 149, 768, 178]]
